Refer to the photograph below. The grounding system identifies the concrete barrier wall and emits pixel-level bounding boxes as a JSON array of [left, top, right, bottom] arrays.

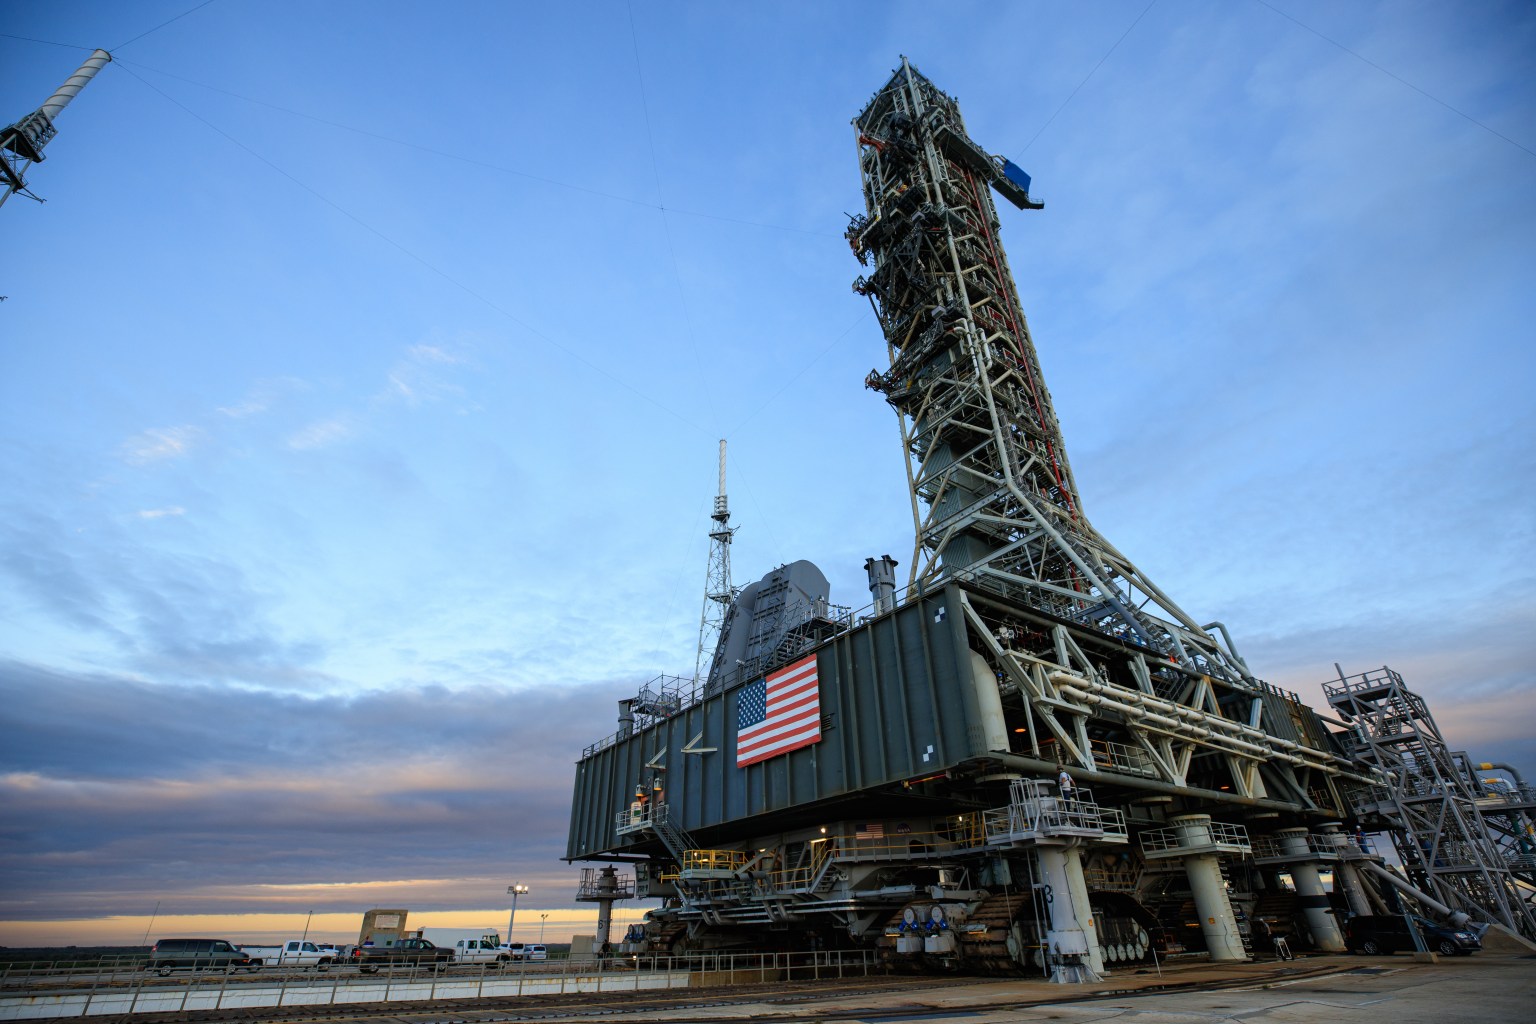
[[0, 970, 689, 1020]]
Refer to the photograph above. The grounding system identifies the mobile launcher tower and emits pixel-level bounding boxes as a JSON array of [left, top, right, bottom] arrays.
[[566, 60, 1533, 979]]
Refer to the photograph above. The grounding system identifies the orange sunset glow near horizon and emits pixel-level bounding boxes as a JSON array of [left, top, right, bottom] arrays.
[[0, 904, 652, 949]]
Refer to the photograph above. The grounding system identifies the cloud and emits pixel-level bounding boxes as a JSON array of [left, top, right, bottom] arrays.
[[287, 416, 355, 450], [406, 344, 463, 365], [216, 377, 309, 419], [136, 506, 186, 519], [120, 427, 201, 465], [376, 343, 472, 409], [0, 511, 330, 686], [0, 661, 626, 925], [0, 511, 127, 639], [285, 344, 472, 445]]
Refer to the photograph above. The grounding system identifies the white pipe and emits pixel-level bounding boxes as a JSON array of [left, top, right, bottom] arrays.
[[1049, 671, 1344, 772], [1358, 860, 1467, 926], [1053, 679, 1293, 763], [40, 50, 112, 120]]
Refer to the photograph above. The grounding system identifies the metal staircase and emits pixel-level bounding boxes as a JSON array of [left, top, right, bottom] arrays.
[[1325, 665, 1536, 938], [648, 802, 698, 865]]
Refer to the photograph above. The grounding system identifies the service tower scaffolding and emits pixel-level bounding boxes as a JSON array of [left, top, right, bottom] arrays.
[[1325, 666, 1536, 939], [567, 59, 1403, 982], [849, 58, 1251, 685]]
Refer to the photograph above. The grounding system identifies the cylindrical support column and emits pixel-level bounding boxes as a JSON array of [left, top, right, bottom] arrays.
[[1037, 845, 1102, 983], [40, 50, 112, 119], [593, 867, 618, 953], [1316, 824, 1373, 919], [1061, 847, 1106, 977], [1170, 815, 1248, 961], [1276, 829, 1344, 951]]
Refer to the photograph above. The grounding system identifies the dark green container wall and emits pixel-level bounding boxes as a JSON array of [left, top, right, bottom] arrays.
[[566, 587, 984, 860]]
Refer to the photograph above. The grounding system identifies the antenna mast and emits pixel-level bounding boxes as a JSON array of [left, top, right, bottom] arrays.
[[694, 440, 738, 681], [1, 48, 113, 210]]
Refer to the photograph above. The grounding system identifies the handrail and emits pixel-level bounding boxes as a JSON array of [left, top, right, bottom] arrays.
[[682, 849, 749, 872]]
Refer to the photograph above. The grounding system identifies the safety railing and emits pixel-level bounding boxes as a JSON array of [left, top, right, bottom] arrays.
[[1099, 806, 1130, 843], [979, 779, 1122, 845], [833, 826, 971, 861], [1322, 665, 1406, 699], [1083, 861, 1140, 892], [768, 838, 835, 892], [575, 868, 636, 900], [0, 949, 882, 1018], [615, 804, 652, 834], [1033, 737, 1160, 778], [1140, 820, 1250, 855], [1253, 831, 1362, 862], [681, 849, 749, 874]]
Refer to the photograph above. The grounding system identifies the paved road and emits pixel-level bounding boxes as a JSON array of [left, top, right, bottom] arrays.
[[5, 953, 1529, 1022], [498, 953, 1535, 1024], [800, 955, 1535, 1024]]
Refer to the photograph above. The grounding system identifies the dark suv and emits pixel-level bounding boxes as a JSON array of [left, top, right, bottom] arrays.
[[145, 938, 262, 975], [1344, 915, 1481, 956]]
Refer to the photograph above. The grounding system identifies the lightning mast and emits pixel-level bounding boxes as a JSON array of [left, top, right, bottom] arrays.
[[2, 49, 113, 210], [694, 439, 738, 681]]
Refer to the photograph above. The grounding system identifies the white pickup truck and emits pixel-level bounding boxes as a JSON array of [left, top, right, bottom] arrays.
[[413, 929, 510, 965], [239, 940, 337, 970], [446, 937, 510, 965]]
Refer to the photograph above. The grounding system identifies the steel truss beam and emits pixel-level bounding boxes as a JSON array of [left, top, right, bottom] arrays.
[[957, 590, 1370, 814]]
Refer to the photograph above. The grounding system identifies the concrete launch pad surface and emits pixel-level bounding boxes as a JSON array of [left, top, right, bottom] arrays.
[[7, 953, 1530, 1023], [521, 953, 1535, 1024]]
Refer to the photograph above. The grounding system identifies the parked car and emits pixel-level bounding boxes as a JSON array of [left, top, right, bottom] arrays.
[[521, 943, 548, 961], [1345, 915, 1481, 956], [350, 937, 455, 973], [145, 938, 261, 975]]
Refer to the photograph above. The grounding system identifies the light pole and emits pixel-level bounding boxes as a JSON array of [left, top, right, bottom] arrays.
[[539, 912, 548, 945], [301, 910, 313, 943], [506, 884, 528, 945]]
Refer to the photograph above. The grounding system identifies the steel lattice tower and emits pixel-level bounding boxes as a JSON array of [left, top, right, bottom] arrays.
[[1326, 665, 1536, 938], [694, 440, 738, 681], [849, 59, 1249, 684]]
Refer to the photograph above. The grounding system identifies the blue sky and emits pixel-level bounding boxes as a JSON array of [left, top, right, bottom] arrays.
[[2, 0, 1532, 945]]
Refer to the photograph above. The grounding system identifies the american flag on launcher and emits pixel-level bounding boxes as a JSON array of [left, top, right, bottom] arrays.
[[736, 654, 822, 768]]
